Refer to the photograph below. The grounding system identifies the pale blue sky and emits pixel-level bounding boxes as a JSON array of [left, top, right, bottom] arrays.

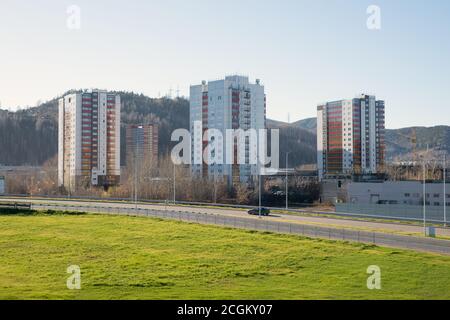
[[0, 0, 449, 128]]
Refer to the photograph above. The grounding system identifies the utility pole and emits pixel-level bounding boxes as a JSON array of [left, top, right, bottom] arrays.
[[285, 151, 290, 210]]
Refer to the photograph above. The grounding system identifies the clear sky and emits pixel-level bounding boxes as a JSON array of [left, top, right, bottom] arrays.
[[0, 0, 449, 129]]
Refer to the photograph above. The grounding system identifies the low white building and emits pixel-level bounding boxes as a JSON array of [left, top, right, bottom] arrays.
[[347, 181, 449, 207]]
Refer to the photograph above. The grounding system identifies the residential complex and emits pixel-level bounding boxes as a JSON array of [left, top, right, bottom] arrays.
[[317, 94, 385, 180], [58, 90, 121, 190], [190, 75, 266, 184], [126, 124, 159, 167]]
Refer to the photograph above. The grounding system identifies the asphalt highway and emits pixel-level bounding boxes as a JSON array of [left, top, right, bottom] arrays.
[[2, 196, 450, 255]]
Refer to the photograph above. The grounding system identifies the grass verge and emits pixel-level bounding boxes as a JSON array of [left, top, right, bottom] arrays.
[[0, 211, 449, 299]]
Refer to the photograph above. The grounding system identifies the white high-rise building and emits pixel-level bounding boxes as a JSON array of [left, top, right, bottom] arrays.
[[317, 94, 385, 180], [190, 75, 266, 184], [58, 90, 121, 190]]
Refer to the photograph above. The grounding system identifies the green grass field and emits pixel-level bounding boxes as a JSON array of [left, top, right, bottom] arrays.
[[1, 211, 450, 299]]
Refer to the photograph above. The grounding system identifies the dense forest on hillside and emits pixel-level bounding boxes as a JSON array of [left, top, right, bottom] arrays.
[[266, 120, 317, 167], [0, 102, 57, 165]]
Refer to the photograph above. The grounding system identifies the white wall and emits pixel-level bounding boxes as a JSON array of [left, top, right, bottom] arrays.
[[58, 98, 65, 186], [348, 181, 448, 206]]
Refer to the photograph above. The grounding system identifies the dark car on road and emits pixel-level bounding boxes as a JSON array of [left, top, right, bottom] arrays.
[[247, 208, 270, 216]]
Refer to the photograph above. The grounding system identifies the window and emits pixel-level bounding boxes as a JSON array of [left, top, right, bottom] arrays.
[[433, 194, 440, 198], [404, 193, 410, 197], [434, 202, 440, 206]]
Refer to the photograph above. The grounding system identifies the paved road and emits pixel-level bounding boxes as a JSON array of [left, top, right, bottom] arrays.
[[2, 197, 450, 255], [4, 197, 450, 237]]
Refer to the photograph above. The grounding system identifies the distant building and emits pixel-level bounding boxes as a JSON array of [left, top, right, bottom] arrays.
[[190, 75, 266, 184], [126, 124, 159, 166], [58, 90, 121, 190], [317, 94, 385, 180]]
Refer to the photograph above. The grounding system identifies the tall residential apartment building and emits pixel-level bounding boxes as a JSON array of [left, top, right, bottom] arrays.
[[190, 75, 266, 184], [58, 90, 121, 190], [317, 94, 385, 180], [126, 124, 159, 166]]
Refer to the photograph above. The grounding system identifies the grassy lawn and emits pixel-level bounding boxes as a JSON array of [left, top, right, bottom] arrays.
[[0, 211, 450, 299]]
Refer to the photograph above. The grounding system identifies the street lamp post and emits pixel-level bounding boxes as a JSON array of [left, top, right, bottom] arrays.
[[173, 163, 176, 204], [423, 160, 427, 235], [134, 150, 138, 209], [258, 169, 262, 218], [444, 153, 447, 227], [213, 173, 217, 204], [257, 150, 262, 218], [285, 152, 290, 211], [68, 166, 72, 199]]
